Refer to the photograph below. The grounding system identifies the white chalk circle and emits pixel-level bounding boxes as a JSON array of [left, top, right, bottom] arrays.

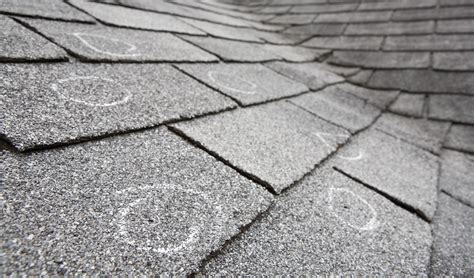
[[51, 76, 132, 107], [314, 132, 363, 161], [72, 32, 141, 57], [114, 185, 224, 254], [208, 71, 258, 95], [328, 188, 380, 231]]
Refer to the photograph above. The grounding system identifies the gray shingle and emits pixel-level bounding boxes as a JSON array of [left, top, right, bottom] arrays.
[[333, 83, 399, 109], [392, 6, 474, 21], [431, 193, 474, 276], [428, 95, 474, 124], [265, 62, 345, 90], [444, 124, 474, 153], [314, 11, 392, 23], [176, 63, 308, 106], [269, 14, 316, 24], [179, 18, 263, 42], [440, 0, 474, 6], [171, 101, 350, 194], [368, 70, 474, 94], [344, 21, 434, 35], [260, 44, 329, 62], [358, 0, 436, 11], [254, 31, 311, 45], [384, 35, 474, 51], [374, 113, 450, 154], [0, 63, 236, 150], [0, 15, 68, 61], [68, 0, 205, 35], [19, 18, 218, 62], [284, 23, 346, 36], [389, 93, 425, 117], [180, 36, 281, 62], [289, 86, 381, 133], [202, 167, 432, 276], [171, 0, 273, 22], [258, 5, 292, 14], [329, 51, 430, 69], [439, 150, 474, 207], [334, 129, 439, 221], [1, 128, 272, 276], [433, 52, 474, 71], [290, 3, 357, 13], [317, 63, 360, 77], [116, 0, 254, 28], [303, 36, 384, 50], [437, 19, 474, 33], [0, 0, 94, 22], [346, 70, 373, 85]]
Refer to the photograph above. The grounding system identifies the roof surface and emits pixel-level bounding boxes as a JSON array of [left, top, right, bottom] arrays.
[[1, 0, 473, 276]]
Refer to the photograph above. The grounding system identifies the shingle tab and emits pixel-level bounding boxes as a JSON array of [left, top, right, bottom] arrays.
[[314, 11, 392, 23], [171, 101, 350, 193], [20, 18, 218, 62], [329, 51, 430, 69], [358, 0, 436, 11], [433, 52, 474, 71], [345, 21, 434, 35], [431, 193, 474, 276], [374, 113, 450, 154], [437, 19, 474, 33], [291, 3, 358, 13], [177, 63, 308, 106], [368, 70, 474, 94], [303, 36, 384, 50], [116, 0, 253, 28], [69, 0, 205, 35], [392, 6, 474, 21], [444, 124, 474, 153], [439, 150, 474, 207], [289, 86, 381, 133], [261, 44, 329, 62], [265, 62, 345, 90], [181, 36, 281, 62], [284, 23, 346, 36], [428, 95, 474, 124], [384, 35, 474, 51], [440, 0, 474, 6], [202, 167, 432, 276], [269, 14, 315, 24], [334, 129, 439, 221], [1, 63, 236, 150], [0, 15, 68, 61], [335, 83, 399, 109], [0, 0, 94, 22], [389, 93, 425, 117], [1, 128, 272, 276], [179, 18, 263, 42]]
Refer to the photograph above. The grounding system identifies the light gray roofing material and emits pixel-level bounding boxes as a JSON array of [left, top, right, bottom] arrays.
[[19, 18, 218, 62], [1, 128, 272, 276], [176, 63, 308, 106], [0, 15, 68, 61], [333, 129, 439, 221], [1, 63, 235, 150], [202, 167, 432, 276], [171, 101, 350, 194]]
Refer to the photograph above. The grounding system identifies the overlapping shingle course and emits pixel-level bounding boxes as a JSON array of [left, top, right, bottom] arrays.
[[1, 0, 473, 276]]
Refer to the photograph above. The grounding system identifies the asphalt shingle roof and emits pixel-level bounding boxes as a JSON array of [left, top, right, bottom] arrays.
[[1, 0, 473, 276]]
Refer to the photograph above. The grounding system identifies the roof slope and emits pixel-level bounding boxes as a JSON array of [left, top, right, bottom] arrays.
[[1, 0, 473, 276]]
